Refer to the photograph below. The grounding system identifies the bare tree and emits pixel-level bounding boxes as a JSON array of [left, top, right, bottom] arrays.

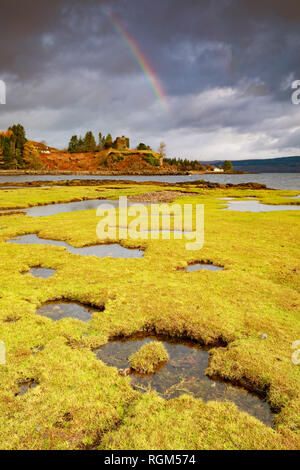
[[158, 142, 166, 158]]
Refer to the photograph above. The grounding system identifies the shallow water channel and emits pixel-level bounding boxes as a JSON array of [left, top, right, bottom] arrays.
[[94, 335, 274, 426], [8, 234, 144, 258], [1, 198, 153, 217], [25, 198, 119, 217]]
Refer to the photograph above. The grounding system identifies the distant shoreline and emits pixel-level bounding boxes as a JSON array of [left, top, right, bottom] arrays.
[[0, 169, 249, 176]]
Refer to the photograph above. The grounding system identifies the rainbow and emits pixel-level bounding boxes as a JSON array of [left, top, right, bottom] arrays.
[[109, 13, 169, 112]]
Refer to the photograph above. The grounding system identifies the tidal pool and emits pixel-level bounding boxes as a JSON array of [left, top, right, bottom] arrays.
[[16, 379, 39, 396], [36, 301, 104, 322], [25, 198, 119, 217], [222, 200, 300, 212], [94, 335, 274, 427], [184, 263, 223, 272], [8, 234, 144, 258], [23, 268, 55, 278], [178, 263, 224, 272], [0, 198, 120, 217]]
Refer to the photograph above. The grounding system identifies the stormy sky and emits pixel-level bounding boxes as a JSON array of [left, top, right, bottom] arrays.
[[0, 0, 300, 160]]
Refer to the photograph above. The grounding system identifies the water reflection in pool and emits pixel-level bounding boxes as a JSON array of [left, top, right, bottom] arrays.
[[23, 267, 55, 278], [26, 198, 119, 217], [184, 263, 223, 272], [36, 301, 104, 322]]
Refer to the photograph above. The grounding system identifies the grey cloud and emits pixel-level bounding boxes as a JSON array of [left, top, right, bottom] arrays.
[[0, 0, 299, 159]]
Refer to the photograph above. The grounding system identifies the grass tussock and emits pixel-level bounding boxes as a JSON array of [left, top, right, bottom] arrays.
[[129, 342, 169, 374]]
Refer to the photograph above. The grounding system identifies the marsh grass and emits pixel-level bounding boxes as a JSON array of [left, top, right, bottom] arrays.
[[0, 183, 299, 449]]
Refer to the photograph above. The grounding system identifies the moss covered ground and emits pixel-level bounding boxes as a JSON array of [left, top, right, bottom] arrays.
[[0, 183, 299, 449]]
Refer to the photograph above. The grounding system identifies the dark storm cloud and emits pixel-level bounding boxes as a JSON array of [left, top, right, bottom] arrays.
[[0, 0, 299, 159]]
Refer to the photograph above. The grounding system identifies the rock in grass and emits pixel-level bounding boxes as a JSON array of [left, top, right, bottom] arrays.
[[129, 342, 169, 374]]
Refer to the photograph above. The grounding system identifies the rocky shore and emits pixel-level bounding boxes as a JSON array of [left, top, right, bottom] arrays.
[[0, 168, 246, 177], [0, 178, 269, 190]]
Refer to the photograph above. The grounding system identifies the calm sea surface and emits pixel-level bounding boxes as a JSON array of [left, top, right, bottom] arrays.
[[0, 173, 299, 190]]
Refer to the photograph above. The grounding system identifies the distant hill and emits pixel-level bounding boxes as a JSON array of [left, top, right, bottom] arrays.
[[201, 156, 300, 173]]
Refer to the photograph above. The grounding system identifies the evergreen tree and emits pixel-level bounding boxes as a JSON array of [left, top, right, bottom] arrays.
[[104, 133, 113, 149], [9, 124, 26, 156], [78, 136, 84, 152], [137, 142, 151, 151], [2, 138, 15, 168], [98, 132, 105, 150], [84, 131, 96, 152], [0, 124, 27, 167], [68, 135, 79, 153]]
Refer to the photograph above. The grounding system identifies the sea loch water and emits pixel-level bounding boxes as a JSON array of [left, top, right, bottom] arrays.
[[0, 173, 299, 190]]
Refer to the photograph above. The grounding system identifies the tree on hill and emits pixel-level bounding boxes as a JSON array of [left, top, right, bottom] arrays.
[[84, 131, 96, 152], [104, 134, 113, 149], [158, 142, 166, 158], [68, 135, 79, 153], [98, 132, 105, 150], [2, 138, 17, 168], [137, 143, 151, 151], [223, 160, 233, 171], [0, 124, 27, 168], [78, 136, 84, 152], [9, 124, 27, 165]]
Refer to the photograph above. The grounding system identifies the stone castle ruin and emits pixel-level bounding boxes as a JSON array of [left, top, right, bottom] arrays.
[[114, 136, 129, 150]]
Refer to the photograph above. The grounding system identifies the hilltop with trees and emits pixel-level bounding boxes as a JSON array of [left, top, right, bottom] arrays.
[[68, 132, 130, 153], [0, 124, 237, 174]]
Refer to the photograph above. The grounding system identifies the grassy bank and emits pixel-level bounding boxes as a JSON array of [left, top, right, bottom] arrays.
[[0, 183, 299, 449]]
